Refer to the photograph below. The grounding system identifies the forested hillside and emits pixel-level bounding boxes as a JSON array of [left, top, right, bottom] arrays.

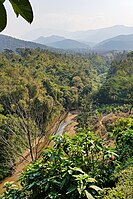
[[97, 52, 133, 105], [0, 49, 132, 199], [0, 49, 108, 181]]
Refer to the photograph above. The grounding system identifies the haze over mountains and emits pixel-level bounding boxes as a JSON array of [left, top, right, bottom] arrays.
[[34, 36, 89, 49], [23, 25, 133, 43], [69, 25, 133, 43], [1, 25, 133, 52], [32, 25, 133, 50]]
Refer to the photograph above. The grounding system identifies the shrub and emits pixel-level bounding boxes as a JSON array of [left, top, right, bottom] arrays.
[[104, 167, 133, 199]]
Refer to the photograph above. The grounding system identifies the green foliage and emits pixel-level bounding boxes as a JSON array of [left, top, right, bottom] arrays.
[[95, 104, 130, 115], [116, 129, 133, 163], [97, 56, 133, 105], [0, 49, 133, 198], [0, 114, 40, 180], [0, 182, 26, 199], [0, 0, 33, 32], [0, 1, 7, 32], [1, 130, 122, 198], [104, 167, 133, 199], [9, 0, 33, 23], [0, 49, 108, 180], [113, 117, 133, 133], [106, 117, 133, 163], [1, 120, 132, 198], [1, 131, 115, 198], [101, 115, 133, 199]]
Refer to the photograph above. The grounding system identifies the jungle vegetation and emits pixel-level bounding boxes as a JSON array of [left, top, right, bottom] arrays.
[[0, 49, 132, 198]]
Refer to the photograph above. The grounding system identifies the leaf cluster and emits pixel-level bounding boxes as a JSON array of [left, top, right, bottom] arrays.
[[0, 0, 33, 32]]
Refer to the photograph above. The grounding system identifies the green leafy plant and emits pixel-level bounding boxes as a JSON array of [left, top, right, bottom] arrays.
[[0, 0, 33, 32], [1, 132, 105, 199], [0, 181, 26, 199]]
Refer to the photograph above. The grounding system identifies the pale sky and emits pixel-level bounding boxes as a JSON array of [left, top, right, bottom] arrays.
[[2, 0, 133, 39]]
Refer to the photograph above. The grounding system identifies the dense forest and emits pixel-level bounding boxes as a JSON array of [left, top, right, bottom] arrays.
[[0, 49, 132, 198]]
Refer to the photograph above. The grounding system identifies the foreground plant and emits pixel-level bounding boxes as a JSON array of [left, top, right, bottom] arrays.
[[0, 0, 33, 32], [1, 132, 106, 198]]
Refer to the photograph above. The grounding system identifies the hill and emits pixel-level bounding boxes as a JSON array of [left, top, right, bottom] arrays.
[[0, 34, 49, 51], [95, 34, 133, 51], [47, 39, 89, 49], [34, 35, 65, 45]]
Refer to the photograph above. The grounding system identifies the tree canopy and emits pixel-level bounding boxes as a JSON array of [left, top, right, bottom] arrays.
[[0, 49, 132, 198]]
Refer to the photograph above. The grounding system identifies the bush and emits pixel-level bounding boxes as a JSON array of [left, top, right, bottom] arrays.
[[104, 167, 133, 199]]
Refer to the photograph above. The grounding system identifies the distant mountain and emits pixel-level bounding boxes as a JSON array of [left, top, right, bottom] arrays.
[[34, 35, 65, 45], [81, 41, 96, 47], [22, 28, 68, 40], [47, 39, 89, 49], [69, 25, 133, 43], [0, 34, 49, 52], [95, 34, 133, 51], [22, 25, 133, 44]]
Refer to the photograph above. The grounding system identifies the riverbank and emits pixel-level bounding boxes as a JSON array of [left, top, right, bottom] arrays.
[[0, 111, 78, 194]]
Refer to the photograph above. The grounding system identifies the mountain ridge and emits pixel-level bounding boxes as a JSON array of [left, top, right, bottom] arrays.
[[0, 34, 50, 52], [22, 25, 133, 43], [34, 35, 66, 45], [95, 34, 133, 50], [37, 38, 90, 49]]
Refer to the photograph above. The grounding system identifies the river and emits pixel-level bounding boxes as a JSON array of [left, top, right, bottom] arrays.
[[56, 112, 78, 136]]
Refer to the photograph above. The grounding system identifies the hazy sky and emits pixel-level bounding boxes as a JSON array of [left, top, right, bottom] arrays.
[[2, 0, 133, 39]]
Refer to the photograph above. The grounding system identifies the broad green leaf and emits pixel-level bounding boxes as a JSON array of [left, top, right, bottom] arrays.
[[85, 190, 94, 199], [0, 1, 7, 32], [73, 174, 90, 181], [60, 178, 67, 189], [66, 185, 77, 194], [71, 167, 85, 174], [9, 0, 33, 23], [89, 185, 102, 192], [77, 187, 82, 195], [9, 0, 19, 17], [27, 182, 36, 189], [68, 169, 73, 175], [86, 178, 96, 183]]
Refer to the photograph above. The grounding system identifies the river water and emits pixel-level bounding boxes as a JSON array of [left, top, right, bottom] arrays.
[[56, 112, 77, 136]]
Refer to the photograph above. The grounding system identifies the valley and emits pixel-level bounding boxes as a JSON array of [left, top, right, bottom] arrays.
[[0, 0, 133, 198], [0, 48, 132, 198]]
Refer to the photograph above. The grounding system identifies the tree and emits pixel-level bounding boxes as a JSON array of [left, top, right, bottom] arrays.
[[0, 0, 33, 32], [0, 61, 55, 179]]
